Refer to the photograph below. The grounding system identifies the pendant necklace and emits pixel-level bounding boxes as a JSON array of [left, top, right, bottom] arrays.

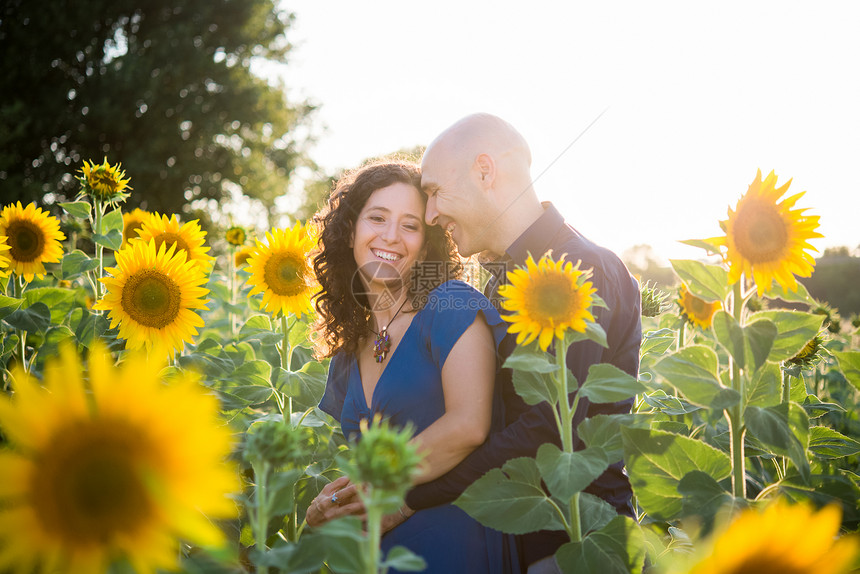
[[369, 297, 409, 364]]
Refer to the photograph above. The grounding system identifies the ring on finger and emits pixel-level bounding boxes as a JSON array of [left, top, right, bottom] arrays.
[[331, 492, 340, 505]]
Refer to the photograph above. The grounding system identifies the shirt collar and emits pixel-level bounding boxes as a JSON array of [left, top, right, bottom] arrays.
[[504, 202, 566, 265]]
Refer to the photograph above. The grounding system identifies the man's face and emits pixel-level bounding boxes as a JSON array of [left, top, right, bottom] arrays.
[[421, 153, 485, 257]]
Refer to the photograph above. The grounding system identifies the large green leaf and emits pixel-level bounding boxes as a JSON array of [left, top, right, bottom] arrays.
[[537, 443, 609, 502], [102, 207, 124, 234], [504, 344, 559, 373], [0, 295, 23, 321], [253, 534, 328, 574], [454, 457, 565, 534], [653, 345, 739, 410], [3, 302, 51, 333], [512, 368, 559, 406], [670, 259, 729, 303], [744, 363, 781, 410], [61, 250, 100, 279], [833, 351, 860, 391], [578, 413, 652, 463], [807, 426, 860, 459], [752, 310, 823, 363], [711, 311, 776, 373], [24, 287, 76, 325], [93, 229, 123, 251], [763, 280, 812, 305], [640, 328, 676, 359], [381, 545, 427, 572], [239, 314, 284, 345], [744, 403, 810, 482], [677, 470, 739, 528], [231, 359, 272, 387], [59, 200, 92, 219], [641, 390, 701, 416], [621, 427, 731, 521], [578, 363, 646, 404], [555, 516, 646, 574]]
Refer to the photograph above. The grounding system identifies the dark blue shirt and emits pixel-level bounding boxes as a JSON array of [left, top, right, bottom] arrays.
[[405, 203, 642, 567]]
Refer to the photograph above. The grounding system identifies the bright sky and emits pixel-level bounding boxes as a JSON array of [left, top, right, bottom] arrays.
[[277, 0, 859, 263]]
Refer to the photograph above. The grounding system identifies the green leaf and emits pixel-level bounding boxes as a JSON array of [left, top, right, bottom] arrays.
[[239, 314, 283, 345], [640, 329, 676, 359], [0, 295, 24, 321], [536, 443, 609, 502], [231, 359, 272, 387], [744, 363, 781, 410], [762, 280, 812, 305], [555, 516, 646, 574], [512, 368, 559, 406], [504, 344, 559, 373], [678, 238, 722, 254], [254, 534, 327, 574], [74, 309, 111, 346], [744, 403, 810, 482], [712, 312, 776, 373], [621, 427, 731, 521], [36, 325, 76, 364], [670, 259, 729, 303], [833, 351, 860, 391], [578, 413, 652, 463], [653, 345, 740, 410], [24, 287, 76, 324], [61, 250, 100, 279], [578, 363, 646, 404], [568, 320, 608, 349], [677, 470, 738, 527], [93, 229, 123, 251], [802, 394, 845, 419], [381, 546, 427, 572], [102, 207, 124, 234], [3, 302, 51, 334], [266, 469, 304, 515], [641, 390, 701, 416], [454, 457, 565, 534], [59, 201, 92, 219], [287, 316, 313, 349], [578, 492, 619, 535], [753, 310, 823, 363], [808, 426, 860, 459]]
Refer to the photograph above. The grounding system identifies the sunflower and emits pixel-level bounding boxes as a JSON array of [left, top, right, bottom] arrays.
[[0, 343, 239, 574], [498, 252, 597, 351], [682, 500, 858, 574], [710, 170, 822, 296], [135, 213, 214, 271], [122, 208, 152, 248], [245, 223, 316, 318], [0, 234, 10, 278], [235, 245, 254, 268], [78, 157, 131, 204], [677, 284, 722, 329], [0, 202, 66, 282], [225, 226, 247, 246], [93, 238, 209, 359]]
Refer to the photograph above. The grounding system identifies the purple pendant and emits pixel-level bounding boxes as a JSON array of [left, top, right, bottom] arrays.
[[373, 328, 391, 363]]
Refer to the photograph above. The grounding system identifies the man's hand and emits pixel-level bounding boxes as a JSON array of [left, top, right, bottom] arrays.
[[305, 476, 365, 528], [381, 504, 415, 534]]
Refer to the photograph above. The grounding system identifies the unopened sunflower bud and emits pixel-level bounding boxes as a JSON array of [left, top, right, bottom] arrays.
[[348, 415, 421, 498], [226, 226, 247, 246], [640, 281, 671, 317], [78, 157, 131, 205], [244, 420, 308, 468]]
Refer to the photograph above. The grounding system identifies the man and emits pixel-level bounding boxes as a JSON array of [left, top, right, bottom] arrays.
[[407, 113, 642, 573]]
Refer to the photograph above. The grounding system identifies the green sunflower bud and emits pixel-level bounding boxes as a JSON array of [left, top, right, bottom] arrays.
[[640, 280, 671, 317], [243, 420, 309, 468], [347, 415, 421, 499], [784, 332, 827, 372], [811, 301, 841, 334]]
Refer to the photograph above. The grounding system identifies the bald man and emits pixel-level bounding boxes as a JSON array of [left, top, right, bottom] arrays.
[[408, 114, 642, 573]]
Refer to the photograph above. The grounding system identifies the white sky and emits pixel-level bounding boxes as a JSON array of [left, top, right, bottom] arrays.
[[275, 0, 860, 262]]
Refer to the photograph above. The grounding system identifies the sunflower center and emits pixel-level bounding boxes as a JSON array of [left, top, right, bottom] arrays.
[[6, 220, 45, 262], [30, 419, 156, 544], [263, 252, 306, 296], [91, 171, 119, 194], [153, 232, 191, 258], [528, 275, 577, 325], [733, 200, 789, 264], [121, 269, 182, 328], [688, 295, 709, 318]]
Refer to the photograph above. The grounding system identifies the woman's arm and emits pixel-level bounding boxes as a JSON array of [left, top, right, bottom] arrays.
[[409, 313, 496, 485]]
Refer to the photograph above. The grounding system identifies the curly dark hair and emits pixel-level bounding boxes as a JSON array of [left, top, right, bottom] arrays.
[[311, 160, 461, 358]]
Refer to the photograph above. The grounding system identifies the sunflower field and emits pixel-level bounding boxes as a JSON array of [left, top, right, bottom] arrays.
[[0, 162, 858, 574]]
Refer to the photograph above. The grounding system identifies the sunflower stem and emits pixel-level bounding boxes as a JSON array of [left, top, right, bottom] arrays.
[[92, 197, 105, 310], [728, 280, 746, 499], [280, 313, 293, 420], [364, 488, 383, 574], [229, 245, 236, 338], [554, 336, 582, 542], [13, 276, 27, 373], [252, 460, 271, 552]]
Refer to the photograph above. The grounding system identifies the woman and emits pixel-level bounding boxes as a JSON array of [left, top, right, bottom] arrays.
[[307, 160, 516, 573]]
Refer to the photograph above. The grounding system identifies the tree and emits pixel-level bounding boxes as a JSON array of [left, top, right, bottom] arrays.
[[0, 0, 315, 221]]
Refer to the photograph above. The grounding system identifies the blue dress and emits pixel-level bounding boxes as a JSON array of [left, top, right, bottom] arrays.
[[319, 280, 518, 574]]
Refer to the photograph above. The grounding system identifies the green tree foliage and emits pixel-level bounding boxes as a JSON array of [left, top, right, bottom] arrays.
[[800, 248, 860, 318], [0, 0, 315, 220]]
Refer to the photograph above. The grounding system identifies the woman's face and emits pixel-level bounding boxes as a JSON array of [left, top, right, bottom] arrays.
[[352, 182, 427, 293]]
